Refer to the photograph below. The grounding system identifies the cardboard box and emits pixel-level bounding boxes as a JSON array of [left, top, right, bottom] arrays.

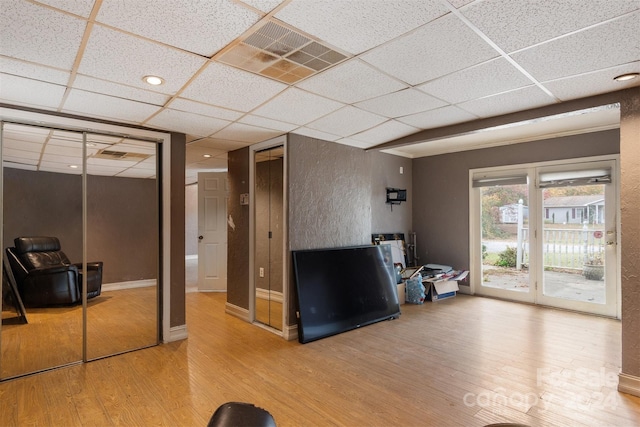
[[424, 271, 468, 301], [396, 282, 405, 305], [425, 278, 459, 301]]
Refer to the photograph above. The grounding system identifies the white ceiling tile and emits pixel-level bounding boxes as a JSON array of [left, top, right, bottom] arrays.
[[349, 120, 420, 145], [186, 146, 226, 164], [458, 86, 556, 118], [2, 162, 38, 171], [542, 62, 640, 102], [2, 148, 40, 162], [292, 128, 341, 142], [276, 0, 448, 54], [181, 62, 287, 112], [3, 124, 50, 144], [334, 138, 374, 149], [44, 143, 83, 158], [462, 0, 640, 53], [117, 169, 156, 179], [87, 156, 138, 168], [79, 25, 207, 94], [239, 115, 299, 132], [0, 74, 66, 109], [39, 162, 82, 174], [146, 109, 231, 137], [0, 1, 86, 69], [170, 98, 244, 121], [192, 138, 250, 152], [2, 139, 44, 154], [360, 13, 498, 85], [355, 89, 447, 118], [449, 0, 475, 8], [306, 106, 387, 137], [397, 105, 479, 130], [73, 75, 170, 106], [97, 0, 261, 57], [296, 59, 407, 104], [63, 89, 161, 124], [240, 0, 285, 14], [41, 153, 84, 166], [0, 57, 70, 85], [250, 87, 344, 125], [212, 122, 283, 143], [512, 13, 640, 82], [416, 58, 533, 104], [35, 0, 95, 17]]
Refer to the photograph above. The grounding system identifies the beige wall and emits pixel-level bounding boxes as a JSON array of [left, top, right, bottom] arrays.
[[185, 183, 198, 256]]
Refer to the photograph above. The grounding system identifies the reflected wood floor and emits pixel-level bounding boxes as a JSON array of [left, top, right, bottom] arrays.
[[1, 287, 157, 378], [1, 293, 639, 426]]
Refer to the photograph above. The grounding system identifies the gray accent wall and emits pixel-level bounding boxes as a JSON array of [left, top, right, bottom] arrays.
[[412, 129, 620, 287], [3, 168, 158, 283], [370, 151, 413, 240], [227, 147, 250, 310]]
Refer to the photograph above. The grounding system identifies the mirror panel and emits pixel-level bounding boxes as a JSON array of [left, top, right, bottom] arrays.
[[85, 134, 159, 359], [1, 123, 83, 378], [255, 146, 283, 330]]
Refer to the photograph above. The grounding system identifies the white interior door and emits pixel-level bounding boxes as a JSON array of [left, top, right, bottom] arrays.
[[198, 172, 228, 291]]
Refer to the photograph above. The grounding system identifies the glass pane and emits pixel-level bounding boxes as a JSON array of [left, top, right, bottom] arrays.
[[85, 134, 158, 359], [542, 184, 606, 303], [2, 124, 82, 378], [480, 183, 530, 292], [254, 146, 283, 330]]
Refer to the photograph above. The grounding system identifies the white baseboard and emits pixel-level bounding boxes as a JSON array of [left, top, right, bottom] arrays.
[[255, 288, 283, 303], [164, 324, 188, 343], [618, 372, 640, 397], [225, 302, 250, 322], [102, 279, 157, 292]]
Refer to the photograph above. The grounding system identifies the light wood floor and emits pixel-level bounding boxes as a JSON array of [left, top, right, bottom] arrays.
[[1, 287, 158, 378], [1, 293, 639, 426]]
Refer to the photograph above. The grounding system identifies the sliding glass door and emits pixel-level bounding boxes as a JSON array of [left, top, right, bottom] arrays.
[[471, 158, 618, 317]]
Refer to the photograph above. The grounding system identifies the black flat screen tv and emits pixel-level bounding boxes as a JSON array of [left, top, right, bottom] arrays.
[[292, 245, 401, 343]]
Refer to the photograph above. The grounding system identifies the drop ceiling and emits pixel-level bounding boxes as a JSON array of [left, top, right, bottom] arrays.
[[1, 0, 639, 184]]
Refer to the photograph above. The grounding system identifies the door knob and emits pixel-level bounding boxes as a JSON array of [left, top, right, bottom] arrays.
[[198, 235, 203, 240]]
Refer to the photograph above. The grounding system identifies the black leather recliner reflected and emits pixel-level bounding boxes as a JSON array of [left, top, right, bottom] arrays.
[[5, 236, 102, 307]]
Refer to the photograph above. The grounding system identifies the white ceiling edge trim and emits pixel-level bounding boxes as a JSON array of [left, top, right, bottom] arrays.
[[394, 123, 620, 159]]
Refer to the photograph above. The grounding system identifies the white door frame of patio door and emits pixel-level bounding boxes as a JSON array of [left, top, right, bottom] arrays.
[[469, 155, 620, 318], [533, 159, 618, 317]]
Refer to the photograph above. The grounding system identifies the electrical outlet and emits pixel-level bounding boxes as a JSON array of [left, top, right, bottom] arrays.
[[259, 267, 264, 278]]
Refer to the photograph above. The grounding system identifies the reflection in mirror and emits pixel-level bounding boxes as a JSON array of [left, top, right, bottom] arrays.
[[255, 146, 284, 331], [1, 123, 83, 378], [85, 134, 159, 359]]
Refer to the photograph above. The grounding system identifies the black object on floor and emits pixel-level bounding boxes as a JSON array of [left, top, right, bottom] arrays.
[[207, 402, 276, 427]]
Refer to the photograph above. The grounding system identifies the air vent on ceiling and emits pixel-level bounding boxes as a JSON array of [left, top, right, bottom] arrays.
[[94, 149, 151, 161], [217, 20, 349, 84]]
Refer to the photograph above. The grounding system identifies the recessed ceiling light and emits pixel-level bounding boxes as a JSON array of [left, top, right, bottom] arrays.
[[613, 73, 639, 82], [69, 165, 79, 169], [143, 75, 164, 85], [203, 154, 212, 158]]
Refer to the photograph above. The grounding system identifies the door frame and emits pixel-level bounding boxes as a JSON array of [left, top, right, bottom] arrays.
[[469, 154, 621, 318], [249, 135, 289, 338]]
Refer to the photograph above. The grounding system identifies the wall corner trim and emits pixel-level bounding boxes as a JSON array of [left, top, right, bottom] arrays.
[[283, 324, 298, 341], [618, 372, 640, 397], [225, 302, 250, 322], [165, 324, 188, 343]]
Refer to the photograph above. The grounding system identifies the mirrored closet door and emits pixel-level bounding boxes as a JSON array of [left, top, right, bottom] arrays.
[[1, 121, 160, 380]]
